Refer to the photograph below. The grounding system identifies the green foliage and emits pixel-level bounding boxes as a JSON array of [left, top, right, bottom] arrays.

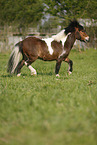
[[86, 0, 97, 19], [44, 0, 97, 21], [0, 49, 97, 145], [39, 16, 62, 33], [0, 0, 97, 27], [0, 0, 44, 26]]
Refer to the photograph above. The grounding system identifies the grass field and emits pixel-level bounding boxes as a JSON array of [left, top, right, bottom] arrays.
[[0, 49, 97, 145]]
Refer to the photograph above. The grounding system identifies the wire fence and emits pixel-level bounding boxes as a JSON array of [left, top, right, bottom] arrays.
[[0, 25, 97, 52]]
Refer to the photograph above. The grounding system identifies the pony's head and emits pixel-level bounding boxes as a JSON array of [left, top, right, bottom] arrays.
[[65, 20, 89, 42]]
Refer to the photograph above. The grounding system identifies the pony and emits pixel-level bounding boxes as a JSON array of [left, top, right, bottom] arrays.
[[7, 20, 89, 77]]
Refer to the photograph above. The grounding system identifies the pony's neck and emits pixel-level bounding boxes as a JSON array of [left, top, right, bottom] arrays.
[[64, 33, 76, 50], [51, 30, 76, 49]]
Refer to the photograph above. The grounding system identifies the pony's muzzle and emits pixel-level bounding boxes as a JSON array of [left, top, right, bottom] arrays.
[[85, 36, 89, 42]]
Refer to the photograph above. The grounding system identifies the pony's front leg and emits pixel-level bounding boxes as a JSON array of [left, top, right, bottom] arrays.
[[65, 57, 73, 75], [55, 59, 62, 77]]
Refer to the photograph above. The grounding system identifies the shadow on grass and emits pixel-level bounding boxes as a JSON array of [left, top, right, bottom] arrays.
[[1, 74, 13, 78], [1, 72, 70, 79], [37, 72, 53, 76], [1, 73, 28, 78]]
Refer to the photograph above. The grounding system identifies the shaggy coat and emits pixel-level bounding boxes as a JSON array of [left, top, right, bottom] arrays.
[[7, 20, 89, 76]]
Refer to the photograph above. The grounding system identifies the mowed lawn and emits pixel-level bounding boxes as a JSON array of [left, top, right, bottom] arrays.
[[0, 49, 97, 145]]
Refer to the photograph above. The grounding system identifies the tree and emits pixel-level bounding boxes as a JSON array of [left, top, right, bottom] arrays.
[[44, 0, 97, 24], [43, 0, 97, 47], [0, 0, 44, 26], [86, 0, 97, 19]]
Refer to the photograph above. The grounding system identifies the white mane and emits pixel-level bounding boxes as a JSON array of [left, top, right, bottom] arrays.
[[52, 29, 66, 42], [41, 29, 71, 55]]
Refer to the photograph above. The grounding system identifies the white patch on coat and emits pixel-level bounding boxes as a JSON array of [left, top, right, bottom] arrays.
[[52, 29, 67, 46], [59, 50, 66, 58], [17, 73, 21, 77], [52, 30, 71, 47], [58, 32, 71, 58], [42, 30, 71, 56], [68, 71, 72, 75], [24, 61, 37, 75], [24, 61, 27, 66], [61, 32, 71, 46], [42, 38, 54, 55], [56, 74, 60, 77], [52, 30, 66, 42], [28, 65, 37, 75]]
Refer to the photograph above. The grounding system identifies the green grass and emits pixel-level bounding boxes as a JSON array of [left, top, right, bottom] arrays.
[[0, 49, 97, 145]]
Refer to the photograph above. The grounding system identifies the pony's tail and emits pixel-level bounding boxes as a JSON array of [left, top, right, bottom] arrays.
[[7, 43, 22, 74]]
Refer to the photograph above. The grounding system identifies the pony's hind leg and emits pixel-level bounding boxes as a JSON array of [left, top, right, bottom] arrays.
[[65, 57, 73, 75], [15, 60, 25, 76], [24, 61, 37, 76]]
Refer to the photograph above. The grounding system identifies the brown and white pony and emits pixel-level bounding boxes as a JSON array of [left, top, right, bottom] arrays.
[[7, 20, 89, 77]]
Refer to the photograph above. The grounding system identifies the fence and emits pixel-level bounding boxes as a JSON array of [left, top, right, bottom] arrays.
[[0, 25, 97, 52]]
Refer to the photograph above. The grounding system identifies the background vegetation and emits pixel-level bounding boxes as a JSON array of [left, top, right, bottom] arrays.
[[0, 1, 97, 145], [0, 0, 97, 26], [0, 0, 97, 51], [0, 0, 97, 52]]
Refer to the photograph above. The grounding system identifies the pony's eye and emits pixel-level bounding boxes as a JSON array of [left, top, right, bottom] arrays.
[[82, 30, 85, 32]]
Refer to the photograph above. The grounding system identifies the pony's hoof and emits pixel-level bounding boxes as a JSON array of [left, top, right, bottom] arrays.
[[68, 71, 72, 75], [56, 74, 60, 77], [17, 73, 21, 77], [31, 72, 37, 76]]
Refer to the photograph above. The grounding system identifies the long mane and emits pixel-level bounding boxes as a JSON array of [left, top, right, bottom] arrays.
[[45, 20, 83, 44], [65, 20, 84, 34], [51, 20, 83, 41]]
